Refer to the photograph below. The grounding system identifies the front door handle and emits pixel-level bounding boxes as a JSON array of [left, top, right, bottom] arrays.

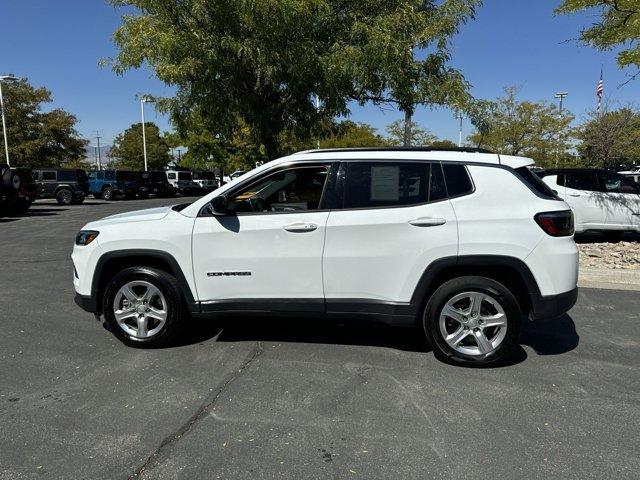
[[568, 193, 582, 197], [283, 222, 318, 233], [409, 217, 446, 227]]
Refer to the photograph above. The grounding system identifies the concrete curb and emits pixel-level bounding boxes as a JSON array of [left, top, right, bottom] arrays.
[[578, 267, 640, 291]]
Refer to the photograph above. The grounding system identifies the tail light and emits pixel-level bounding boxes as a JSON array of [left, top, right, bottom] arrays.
[[534, 210, 574, 237]]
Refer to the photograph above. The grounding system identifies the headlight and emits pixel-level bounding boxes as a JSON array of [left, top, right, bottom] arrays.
[[75, 230, 99, 246]]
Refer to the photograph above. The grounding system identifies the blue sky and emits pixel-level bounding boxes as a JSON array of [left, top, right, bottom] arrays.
[[2, 0, 638, 151]]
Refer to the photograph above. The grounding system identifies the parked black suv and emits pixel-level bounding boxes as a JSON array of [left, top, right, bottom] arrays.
[[0, 165, 37, 214], [33, 169, 89, 205], [136, 171, 176, 198]]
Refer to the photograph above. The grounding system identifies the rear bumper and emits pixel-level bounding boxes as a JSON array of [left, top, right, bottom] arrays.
[[530, 287, 578, 320], [75, 293, 98, 314]]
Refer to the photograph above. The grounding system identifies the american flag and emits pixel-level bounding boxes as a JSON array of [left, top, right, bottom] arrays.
[[596, 69, 604, 112]]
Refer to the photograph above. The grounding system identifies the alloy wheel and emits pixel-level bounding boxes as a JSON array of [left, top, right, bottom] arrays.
[[439, 291, 508, 357], [112, 280, 168, 340]]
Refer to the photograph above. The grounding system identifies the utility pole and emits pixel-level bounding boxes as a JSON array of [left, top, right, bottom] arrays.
[[554, 92, 568, 168], [95, 131, 102, 170]]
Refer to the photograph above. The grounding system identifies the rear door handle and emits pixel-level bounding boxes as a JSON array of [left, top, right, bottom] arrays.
[[568, 194, 582, 197], [283, 222, 318, 233], [409, 217, 446, 227]]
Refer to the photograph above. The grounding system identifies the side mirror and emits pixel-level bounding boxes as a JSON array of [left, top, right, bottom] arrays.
[[210, 195, 228, 215]]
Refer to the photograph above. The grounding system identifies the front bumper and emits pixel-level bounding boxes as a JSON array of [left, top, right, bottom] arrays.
[[530, 287, 578, 320], [75, 293, 98, 313]]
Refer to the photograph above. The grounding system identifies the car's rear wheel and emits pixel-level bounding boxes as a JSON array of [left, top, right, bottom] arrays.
[[56, 188, 73, 206], [102, 186, 114, 201], [72, 193, 85, 205], [423, 276, 522, 366], [103, 267, 185, 348]]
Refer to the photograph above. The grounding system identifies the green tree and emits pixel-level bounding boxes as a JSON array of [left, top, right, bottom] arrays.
[[110, 122, 171, 170], [319, 121, 389, 148], [108, 0, 480, 159], [467, 87, 574, 167], [0, 77, 87, 168], [574, 106, 640, 168], [430, 139, 459, 148], [346, 1, 482, 146], [386, 119, 437, 146], [556, 1, 640, 76]]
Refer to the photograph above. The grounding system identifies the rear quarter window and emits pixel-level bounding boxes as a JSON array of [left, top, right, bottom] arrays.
[[514, 167, 558, 199], [442, 164, 473, 197]]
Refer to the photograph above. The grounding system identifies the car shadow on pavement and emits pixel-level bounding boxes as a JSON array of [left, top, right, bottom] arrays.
[[177, 313, 580, 366], [520, 314, 579, 355], [1, 207, 67, 219]]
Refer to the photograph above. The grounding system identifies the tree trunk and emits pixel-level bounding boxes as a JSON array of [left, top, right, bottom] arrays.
[[403, 110, 412, 147]]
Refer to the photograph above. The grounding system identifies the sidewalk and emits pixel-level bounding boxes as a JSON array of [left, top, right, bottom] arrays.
[[579, 266, 640, 291]]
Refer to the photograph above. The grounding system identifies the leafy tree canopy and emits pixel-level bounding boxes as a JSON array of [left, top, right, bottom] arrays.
[[110, 122, 171, 170], [467, 87, 574, 167], [557, 1, 640, 74], [320, 121, 389, 148], [0, 77, 87, 168], [574, 106, 640, 169], [386, 119, 437, 146], [108, 0, 480, 160]]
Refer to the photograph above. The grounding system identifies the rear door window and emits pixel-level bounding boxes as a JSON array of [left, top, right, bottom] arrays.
[[58, 170, 76, 181], [565, 172, 599, 191], [343, 162, 429, 209]]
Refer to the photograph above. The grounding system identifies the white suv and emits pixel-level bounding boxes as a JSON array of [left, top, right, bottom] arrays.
[[539, 168, 640, 241], [73, 148, 578, 366]]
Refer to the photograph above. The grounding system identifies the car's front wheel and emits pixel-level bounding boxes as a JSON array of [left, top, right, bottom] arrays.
[[103, 267, 185, 347], [423, 276, 522, 366]]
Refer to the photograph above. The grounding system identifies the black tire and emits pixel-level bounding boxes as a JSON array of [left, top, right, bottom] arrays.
[[423, 276, 522, 366], [55, 188, 73, 206], [93, 192, 102, 199], [138, 190, 149, 200], [102, 186, 114, 201], [602, 231, 624, 243], [72, 193, 85, 205], [102, 267, 186, 348]]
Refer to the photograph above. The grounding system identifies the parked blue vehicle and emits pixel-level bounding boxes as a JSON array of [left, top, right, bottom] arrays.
[[88, 170, 139, 200]]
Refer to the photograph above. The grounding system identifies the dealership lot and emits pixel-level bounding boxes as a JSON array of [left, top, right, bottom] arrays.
[[1, 199, 639, 479]]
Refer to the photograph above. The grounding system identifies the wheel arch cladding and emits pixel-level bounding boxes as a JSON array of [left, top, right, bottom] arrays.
[[411, 255, 539, 316], [92, 250, 197, 314]]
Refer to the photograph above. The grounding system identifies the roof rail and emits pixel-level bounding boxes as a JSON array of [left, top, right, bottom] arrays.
[[300, 146, 494, 154]]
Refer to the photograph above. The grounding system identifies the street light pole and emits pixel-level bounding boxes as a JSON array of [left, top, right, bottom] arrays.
[[140, 98, 148, 172], [456, 111, 463, 147], [0, 75, 18, 167], [140, 95, 155, 172], [554, 92, 568, 168]]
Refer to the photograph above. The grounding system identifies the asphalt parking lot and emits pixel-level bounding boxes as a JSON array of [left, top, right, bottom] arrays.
[[1, 198, 639, 479]]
